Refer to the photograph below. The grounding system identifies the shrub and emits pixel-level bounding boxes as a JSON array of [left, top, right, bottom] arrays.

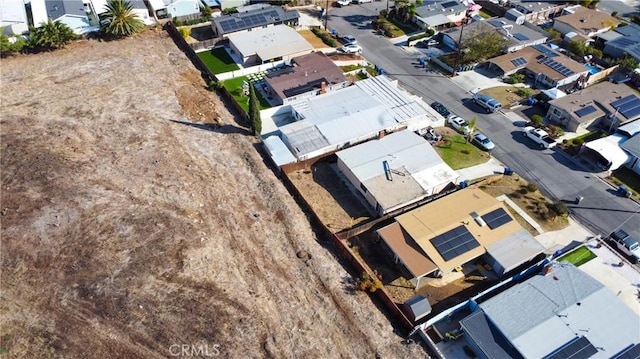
[[516, 88, 531, 98], [179, 27, 189, 39], [548, 125, 564, 138], [573, 138, 585, 146], [355, 272, 383, 293], [408, 29, 435, 42], [202, 6, 212, 18], [509, 73, 525, 84], [311, 27, 337, 47], [526, 182, 538, 192], [519, 187, 529, 194], [547, 201, 569, 218], [531, 114, 544, 126]]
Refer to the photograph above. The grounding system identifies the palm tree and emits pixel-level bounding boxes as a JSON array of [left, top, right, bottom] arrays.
[[102, 0, 144, 37], [28, 19, 77, 50]]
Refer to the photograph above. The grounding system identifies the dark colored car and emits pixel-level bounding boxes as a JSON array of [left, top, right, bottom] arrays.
[[430, 101, 451, 118]]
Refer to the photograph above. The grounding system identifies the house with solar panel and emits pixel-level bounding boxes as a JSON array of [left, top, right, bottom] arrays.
[[335, 131, 460, 216], [227, 25, 313, 66], [442, 17, 547, 53], [413, 0, 468, 31], [546, 81, 640, 132], [376, 188, 545, 286], [211, 4, 299, 38], [580, 120, 640, 173], [487, 44, 588, 88]]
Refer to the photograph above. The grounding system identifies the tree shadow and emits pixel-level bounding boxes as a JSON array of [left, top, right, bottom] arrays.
[[169, 120, 250, 135]]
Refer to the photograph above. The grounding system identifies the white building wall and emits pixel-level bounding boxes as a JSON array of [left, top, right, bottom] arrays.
[[552, 21, 576, 36], [30, 0, 48, 26]]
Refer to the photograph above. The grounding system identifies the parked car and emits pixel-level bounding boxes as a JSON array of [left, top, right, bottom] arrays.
[[341, 35, 357, 45], [430, 101, 451, 118], [353, 0, 372, 3], [448, 116, 471, 135], [522, 126, 556, 149], [472, 132, 495, 151], [608, 229, 640, 263], [473, 93, 502, 113], [340, 44, 362, 53], [336, 0, 351, 6]]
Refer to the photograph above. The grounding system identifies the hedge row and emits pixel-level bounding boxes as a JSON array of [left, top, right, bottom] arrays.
[[311, 28, 338, 47]]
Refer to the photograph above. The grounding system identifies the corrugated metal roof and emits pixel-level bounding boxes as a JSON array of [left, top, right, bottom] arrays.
[[263, 136, 297, 166], [478, 263, 640, 359]]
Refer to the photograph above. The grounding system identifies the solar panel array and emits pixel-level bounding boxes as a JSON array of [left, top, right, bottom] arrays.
[[533, 44, 559, 57], [545, 336, 598, 359], [611, 94, 640, 119], [481, 208, 513, 230], [575, 105, 597, 118], [488, 20, 504, 28], [430, 225, 480, 261], [442, 1, 458, 8], [613, 343, 640, 359], [538, 57, 575, 77], [218, 9, 281, 34], [511, 56, 527, 66], [513, 33, 529, 41]]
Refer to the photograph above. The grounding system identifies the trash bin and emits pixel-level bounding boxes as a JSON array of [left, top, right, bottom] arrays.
[[419, 58, 425, 67], [575, 196, 584, 204], [504, 167, 513, 175]]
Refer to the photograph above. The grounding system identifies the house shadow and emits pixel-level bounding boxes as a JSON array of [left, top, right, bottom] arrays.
[[170, 120, 250, 135]]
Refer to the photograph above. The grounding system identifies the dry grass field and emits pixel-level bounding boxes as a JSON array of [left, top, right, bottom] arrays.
[[0, 31, 426, 358]]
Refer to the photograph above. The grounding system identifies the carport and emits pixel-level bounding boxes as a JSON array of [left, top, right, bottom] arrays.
[[580, 134, 631, 171]]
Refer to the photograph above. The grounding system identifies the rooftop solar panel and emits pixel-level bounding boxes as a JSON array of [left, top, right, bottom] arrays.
[[611, 94, 638, 108], [481, 208, 513, 230], [533, 44, 559, 57], [611, 95, 640, 119], [613, 343, 640, 359], [442, 1, 458, 7], [544, 336, 598, 359], [430, 225, 480, 261], [575, 105, 597, 118], [511, 57, 527, 66], [513, 33, 529, 41], [489, 20, 504, 27]]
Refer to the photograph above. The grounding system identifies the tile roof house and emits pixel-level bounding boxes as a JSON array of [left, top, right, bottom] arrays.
[[442, 17, 548, 53], [263, 52, 347, 105], [211, 4, 299, 38], [376, 188, 544, 285], [487, 44, 588, 88], [546, 81, 640, 132], [552, 5, 619, 40], [460, 262, 640, 359], [228, 25, 313, 66]]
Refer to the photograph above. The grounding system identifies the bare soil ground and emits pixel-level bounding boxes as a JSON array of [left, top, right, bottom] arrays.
[[0, 32, 425, 358], [298, 29, 328, 49]]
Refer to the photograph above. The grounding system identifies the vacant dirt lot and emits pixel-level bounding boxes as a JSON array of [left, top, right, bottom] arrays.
[[0, 31, 425, 358]]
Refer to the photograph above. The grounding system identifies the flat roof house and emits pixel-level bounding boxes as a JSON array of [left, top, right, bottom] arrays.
[[228, 25, 313, 66], [460, 262, 640, 359], [552, 5, 619, 41], [335, 131, 459, 216], [442, 17, 547, 53], [546, 81, 640, 132], [263, 52, 347, 106], [413, 0, 468, 31], [262, 75, 439, 165], [377, 188, 544, 285], [211, 4, 299, 38], [487, 44, 588, 88]]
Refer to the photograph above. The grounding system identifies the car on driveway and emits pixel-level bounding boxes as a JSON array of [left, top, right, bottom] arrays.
[[608, 229, 640, 263], [522, 126, 556, 149], [472, 132, 495, 151], [341, 35, 357, 45], [430, 101, 451, 118], [473, 93, 502, 113], [340, 44, 362, 53], [336, 0, 351, 6], [448, 116, 471, 135]]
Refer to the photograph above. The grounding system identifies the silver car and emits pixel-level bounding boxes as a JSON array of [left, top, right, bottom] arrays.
[[472, 132, 495, 151]]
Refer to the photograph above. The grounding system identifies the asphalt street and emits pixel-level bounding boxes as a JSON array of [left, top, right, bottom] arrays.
[[326, 3, 640, 240]]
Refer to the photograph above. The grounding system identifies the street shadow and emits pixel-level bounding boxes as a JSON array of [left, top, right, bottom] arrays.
[[340, 14, 378, 30], [461, 97, 492, 114], [509, 130, 545, 150], [550, 151, 593, 172]]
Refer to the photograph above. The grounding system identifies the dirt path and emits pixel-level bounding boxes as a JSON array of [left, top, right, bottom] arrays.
[[0, 32, 425, 358]]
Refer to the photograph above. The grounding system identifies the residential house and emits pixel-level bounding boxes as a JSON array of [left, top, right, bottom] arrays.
[[1, 0, 29, 34], [460, 262, 640, 359], [211, 4, 299, 38], [602, 24, 640, 63], [413, 0, 468, 31], [505, 0, 567, 25], [581, 120, 640, 172], [227, 25, 312, 66], [261, 75, 440, 166], [442, 17, 547, 53], [335, 131, 459, 216], [262, 52, 347, 106], [44, 0, 99, 35], [148, 0, 200, 19], [377, 188, 545, 286], [91, 0, 154, 25], [546, 81, 640, 132], [552, 5, 619, 42], [217, 0, 248, 10], [487, 44, 588, 88]]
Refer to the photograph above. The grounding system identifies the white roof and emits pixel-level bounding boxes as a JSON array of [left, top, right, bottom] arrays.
[[485, 228, 545, 274], [228, 25, 312, 61], [584, 134, 631, 171], [617, 119, 640, 137], [542, 88, 567, 100], [148, 0, 167, 11], [0, 0, 27, 23], [336, 131, 458, 212], [263, 136, 297, 166]]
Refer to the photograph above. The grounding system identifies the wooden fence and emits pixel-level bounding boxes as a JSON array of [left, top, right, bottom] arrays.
[[171, 12, 208, 23], [190, 38, 223, 51]]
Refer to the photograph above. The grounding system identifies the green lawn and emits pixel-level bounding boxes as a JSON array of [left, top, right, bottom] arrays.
[[434, 133, 491, 170], [197, 47, 239, 74], [221, 76, 271, 113], [557, 246, 597, 267]]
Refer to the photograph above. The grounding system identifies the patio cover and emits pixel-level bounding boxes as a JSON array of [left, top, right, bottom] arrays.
[[583, 134, 631, 171], [542, 88, 567, 100]]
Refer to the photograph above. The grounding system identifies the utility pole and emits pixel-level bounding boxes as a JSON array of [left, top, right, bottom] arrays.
[[452, 15, 469, 77], [324, 0, 329, 30], [386, 0, 389, 15]]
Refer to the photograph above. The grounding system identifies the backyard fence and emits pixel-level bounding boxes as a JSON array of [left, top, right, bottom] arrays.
[[216, 60, 287, 81], [190, 38, 223, 51], [585, 64, 619, 86], [171, 12, 209, 23]]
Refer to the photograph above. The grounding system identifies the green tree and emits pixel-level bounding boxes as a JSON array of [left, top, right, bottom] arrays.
[[613, 53, 639, 71], [202, 6, 212, 18], [101, 0, 145, 37], [28, 19, 78, 50], [248, 84, 261, 136], [466, 117, 477, 143], [568, 40, 586, 57], [461, 26, 509, 64], [509, 73, 525, 84], [0, 32, 26, 56]]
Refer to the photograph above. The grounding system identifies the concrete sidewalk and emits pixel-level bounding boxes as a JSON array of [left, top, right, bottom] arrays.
[[534, 217, 593, 252], [457, 157, 505, 182]]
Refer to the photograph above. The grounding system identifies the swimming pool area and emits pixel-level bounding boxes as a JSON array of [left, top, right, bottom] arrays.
[[585, 63, 601, 75]]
